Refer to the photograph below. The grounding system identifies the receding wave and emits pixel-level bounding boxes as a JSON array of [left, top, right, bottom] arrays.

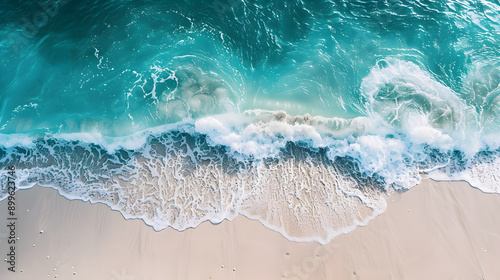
[[1, 108, 499, 243]]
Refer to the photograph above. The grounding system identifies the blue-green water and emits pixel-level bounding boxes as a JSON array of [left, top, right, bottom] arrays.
[[1, 0, 500, 242]]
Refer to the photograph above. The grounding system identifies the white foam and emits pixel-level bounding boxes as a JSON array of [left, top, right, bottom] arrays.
[[428, 152, 500, 194], [404, 113, 454, 151], [195, 112, 327, 159], [0, 133, 36, 148], [361, 58, 482, 156], [1, 58, 500, 243], [52, 120, 194, 153]]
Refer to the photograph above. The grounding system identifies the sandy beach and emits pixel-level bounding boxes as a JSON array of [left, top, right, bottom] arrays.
[[1, 179, 500, 280], [3, 1, 500, 279]]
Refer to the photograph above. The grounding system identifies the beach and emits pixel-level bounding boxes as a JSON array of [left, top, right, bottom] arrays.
[[2, 1, 500, 279], [1, 179, 499, 280]]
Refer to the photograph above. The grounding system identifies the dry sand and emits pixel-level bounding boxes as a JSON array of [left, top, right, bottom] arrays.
[[1, 179, 500, 280]]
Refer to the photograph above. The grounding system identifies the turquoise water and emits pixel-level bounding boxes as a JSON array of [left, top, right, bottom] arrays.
[[3, 0, 498, 136], [1, 0, 500, 242]]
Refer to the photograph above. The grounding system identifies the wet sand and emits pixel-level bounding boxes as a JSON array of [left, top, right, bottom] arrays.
[[1, 179, 499, 279]]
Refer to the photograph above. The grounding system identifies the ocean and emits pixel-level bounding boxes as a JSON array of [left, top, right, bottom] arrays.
[[1, 0, 499, 243]]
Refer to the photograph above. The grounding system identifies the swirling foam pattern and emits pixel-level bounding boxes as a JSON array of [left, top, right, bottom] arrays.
[[1, 0, 500, 243]]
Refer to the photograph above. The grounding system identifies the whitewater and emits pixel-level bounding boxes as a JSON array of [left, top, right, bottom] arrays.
[[1, 0, 500, 243]]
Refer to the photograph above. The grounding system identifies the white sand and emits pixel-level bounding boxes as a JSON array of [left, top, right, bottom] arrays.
[[1, 179, 500, 279]]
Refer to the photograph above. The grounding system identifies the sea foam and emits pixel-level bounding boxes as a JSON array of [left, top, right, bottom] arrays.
[[1, 56, 500, 243], [1, 105, 499, 243]]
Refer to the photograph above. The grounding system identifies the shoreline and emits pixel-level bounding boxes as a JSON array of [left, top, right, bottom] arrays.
[[1, 179, 500, 279]]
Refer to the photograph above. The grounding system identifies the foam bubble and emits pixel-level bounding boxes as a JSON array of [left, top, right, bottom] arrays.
[[1, 58, 500, 242], [1, 105, 500, 243], [361, 58, 482, 156]]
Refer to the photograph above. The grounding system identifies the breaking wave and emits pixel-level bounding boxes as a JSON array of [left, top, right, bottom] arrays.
[[1, 0, 500, 243]]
